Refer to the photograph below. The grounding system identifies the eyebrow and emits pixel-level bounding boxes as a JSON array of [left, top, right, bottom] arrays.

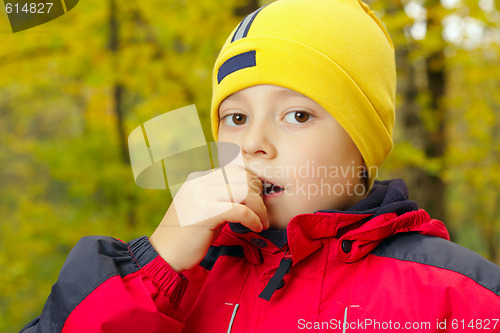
[[268, 88, 316, 106], [273, 88, 307, 99], [224, 87, 309, 103]]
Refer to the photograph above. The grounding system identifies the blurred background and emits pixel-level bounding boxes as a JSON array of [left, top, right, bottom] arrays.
[[1, 0, 499, 331]]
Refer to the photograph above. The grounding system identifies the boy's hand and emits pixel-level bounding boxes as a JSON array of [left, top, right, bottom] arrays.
[[149, 165, 268, 273]]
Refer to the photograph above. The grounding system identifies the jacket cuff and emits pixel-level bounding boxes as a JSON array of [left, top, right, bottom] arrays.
[[127, 236, 188, 302]]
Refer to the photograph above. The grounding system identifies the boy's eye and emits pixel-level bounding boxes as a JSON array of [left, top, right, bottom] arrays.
[[284, 111, 311, 124], [222, 113, 248, 126]]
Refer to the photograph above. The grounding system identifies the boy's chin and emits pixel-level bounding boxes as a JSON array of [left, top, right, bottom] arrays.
[[267, 215, 292, 230], [266, 205, 313, 230]]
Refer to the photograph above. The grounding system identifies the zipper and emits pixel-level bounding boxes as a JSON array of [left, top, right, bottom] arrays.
[[342, 305, 359, 333], [226, 303, 240, 333], [225, 263, 251, 333]]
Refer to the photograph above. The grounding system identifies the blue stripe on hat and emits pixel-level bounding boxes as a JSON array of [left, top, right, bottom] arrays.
[[231, 5, 269, 43], [217, 50, 256, 84]]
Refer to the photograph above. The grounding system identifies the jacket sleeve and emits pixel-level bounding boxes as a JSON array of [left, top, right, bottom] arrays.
[[20, 236, 191, 333]]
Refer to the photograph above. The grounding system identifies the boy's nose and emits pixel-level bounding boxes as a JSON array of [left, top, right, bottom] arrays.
[[241, 121, 277, 159]]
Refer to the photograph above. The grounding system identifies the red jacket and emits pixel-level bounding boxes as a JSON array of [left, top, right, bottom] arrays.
[[22, 179, 500, 332]]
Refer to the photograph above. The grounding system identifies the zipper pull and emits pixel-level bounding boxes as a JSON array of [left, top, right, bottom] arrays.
[[258, 251, 292, 301]]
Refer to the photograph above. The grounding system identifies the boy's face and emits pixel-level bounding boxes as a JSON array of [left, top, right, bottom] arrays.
[[218, 85, 365, 229]]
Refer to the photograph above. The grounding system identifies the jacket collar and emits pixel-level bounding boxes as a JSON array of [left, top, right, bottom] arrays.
[[214, 179, 450, 264]]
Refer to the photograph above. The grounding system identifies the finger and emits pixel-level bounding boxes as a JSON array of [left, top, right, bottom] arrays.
[[177, 175, 247, 204], [199, 201, 261, 232], [184, 165, 246, 188], [221, 164, 249, 186], [247, 173, 263, 197], [198, 183, 268, 229], [211, 183, 249, 204], [211, 184, 267, 225], [241, 188, 269, 229], [244, 169, 263, 197], [208, 202, 265, 233]]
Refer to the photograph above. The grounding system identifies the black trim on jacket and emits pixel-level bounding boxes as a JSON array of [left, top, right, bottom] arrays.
[[372, 233, 500, 296], [20, 236, 157, 332]]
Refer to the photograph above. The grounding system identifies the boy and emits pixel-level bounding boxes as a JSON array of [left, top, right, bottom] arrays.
[[22, 0, 500, 332]]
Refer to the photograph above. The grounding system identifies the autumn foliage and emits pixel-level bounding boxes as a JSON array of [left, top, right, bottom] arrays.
[[0, 0, 499, 331]]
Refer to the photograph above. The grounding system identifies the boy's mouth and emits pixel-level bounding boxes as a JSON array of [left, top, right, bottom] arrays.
[[262, 181, 285, 196]]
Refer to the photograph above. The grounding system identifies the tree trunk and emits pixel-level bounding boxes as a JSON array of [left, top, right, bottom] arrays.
[[108, 0, 128, 164], [420, 48, 447, 223], [391, 0, 448, 228], [109, 0, 136, 227]]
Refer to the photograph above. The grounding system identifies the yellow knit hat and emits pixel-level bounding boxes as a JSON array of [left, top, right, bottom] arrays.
[[211, 0, 396, 188]]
